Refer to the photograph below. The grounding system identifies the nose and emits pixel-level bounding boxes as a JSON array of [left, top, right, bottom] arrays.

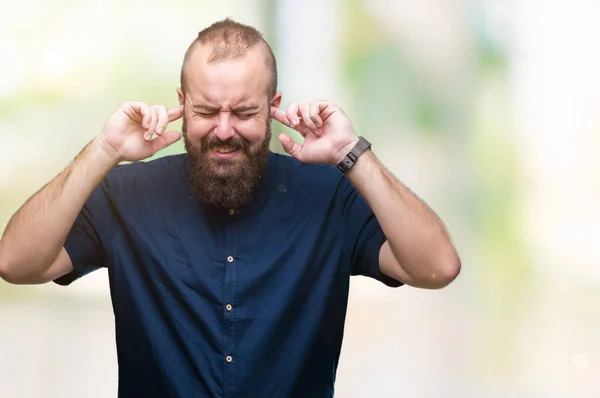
[[214, 112, 235, 141]]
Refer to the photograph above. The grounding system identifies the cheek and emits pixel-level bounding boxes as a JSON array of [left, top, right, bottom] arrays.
[[234, 119, 267, 144], [185, 118, 213, 140]]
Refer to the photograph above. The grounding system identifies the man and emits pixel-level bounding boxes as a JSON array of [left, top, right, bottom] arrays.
[[0, 18, 460, 397]]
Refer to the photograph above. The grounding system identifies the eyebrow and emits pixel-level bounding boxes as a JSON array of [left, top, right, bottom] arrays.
[[191, 104, 261, 113], [192, 104, 220, 112], [231, 105, 261, 113]]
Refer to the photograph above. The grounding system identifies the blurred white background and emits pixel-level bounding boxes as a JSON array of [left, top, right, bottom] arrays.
[[1, 0, 600, 397]]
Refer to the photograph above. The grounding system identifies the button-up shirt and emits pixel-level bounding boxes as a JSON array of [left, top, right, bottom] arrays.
[[55, 152, 402, 397]]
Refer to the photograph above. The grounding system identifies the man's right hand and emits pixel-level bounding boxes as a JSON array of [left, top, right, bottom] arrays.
[[0, 101, 185, 285], [94, 102, 184, 163]]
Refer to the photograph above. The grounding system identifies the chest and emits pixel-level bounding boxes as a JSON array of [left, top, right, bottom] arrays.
[[108, 195, 349, 303]]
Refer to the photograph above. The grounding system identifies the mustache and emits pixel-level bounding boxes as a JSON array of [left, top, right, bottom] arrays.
[[181, 118, 251, 153], [202, 135, 251, 152]]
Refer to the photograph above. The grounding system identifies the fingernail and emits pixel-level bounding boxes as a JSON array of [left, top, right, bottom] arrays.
[[292, 118, 299, 126], [156, 126, 164, 134]]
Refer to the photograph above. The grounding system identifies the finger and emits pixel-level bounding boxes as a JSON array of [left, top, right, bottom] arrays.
[[286, 103, 301, 127], [270, 106, 292, 127], [278, 133, 303, 160], [154, 106, 169, 136], [168, 105, 184, 122], [314, 100, 336, 122], [271, 106, 309, 137], [128, 102, 152, 129], [150, 130, 181, 154], [300, 103, 318, 131], [145, 107, 160, 141], [309, 101, 324, 132]]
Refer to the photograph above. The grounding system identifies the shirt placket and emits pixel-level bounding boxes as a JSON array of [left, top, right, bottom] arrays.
[[223, 209, 237, 397]]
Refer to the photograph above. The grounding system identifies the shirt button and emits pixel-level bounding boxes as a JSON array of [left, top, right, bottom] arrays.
[[228, 209, 235, 215], [227, 256, 234, 263], [225, 304, 233, 311], [226, 355, 233, 363]]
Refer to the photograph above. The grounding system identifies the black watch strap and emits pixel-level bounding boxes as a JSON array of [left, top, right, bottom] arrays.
[[336, 136, 371, 174]]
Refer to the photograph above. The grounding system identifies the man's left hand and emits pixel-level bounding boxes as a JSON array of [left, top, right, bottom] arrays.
[[270, 101, 359, 165]]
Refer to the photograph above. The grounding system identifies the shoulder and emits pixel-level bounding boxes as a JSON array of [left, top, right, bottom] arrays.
[[110, 153, 186, 177], [103, 153, 189, 193], [269, 152, 352, 201], [270, 152, 344, 186]]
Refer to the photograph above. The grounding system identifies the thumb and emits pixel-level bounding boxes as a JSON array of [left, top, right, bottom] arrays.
[[151, 130, 181, 154], [279, 133, 302, 159]]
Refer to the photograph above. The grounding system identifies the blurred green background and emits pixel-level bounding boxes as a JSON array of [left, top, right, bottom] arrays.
[[1, 0, 599, 397]]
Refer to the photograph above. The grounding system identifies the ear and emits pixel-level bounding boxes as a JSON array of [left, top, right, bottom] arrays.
[[270, 92, 282, 109], [177, 88, 185, 106]]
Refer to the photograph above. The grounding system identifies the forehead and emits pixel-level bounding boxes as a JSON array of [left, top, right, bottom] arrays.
[[183, 44, 270, 106]]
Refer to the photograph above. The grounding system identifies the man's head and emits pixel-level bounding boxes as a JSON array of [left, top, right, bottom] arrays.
[[178, 18, 281, 209]]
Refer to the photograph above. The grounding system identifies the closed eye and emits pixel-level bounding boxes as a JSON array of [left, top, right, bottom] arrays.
[[235, 113, 257, 120], [196, 112, 218, 118]]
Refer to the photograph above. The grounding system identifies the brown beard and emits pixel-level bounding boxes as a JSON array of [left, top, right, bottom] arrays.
[[183, 117, 271, 209]]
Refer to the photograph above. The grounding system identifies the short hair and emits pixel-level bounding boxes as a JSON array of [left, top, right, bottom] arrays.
[[180, 18, 278, 100]]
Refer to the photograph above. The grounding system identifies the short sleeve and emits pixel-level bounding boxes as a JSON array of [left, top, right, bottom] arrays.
[[53, 179, 115, 286], [338, 176, 403, 287]]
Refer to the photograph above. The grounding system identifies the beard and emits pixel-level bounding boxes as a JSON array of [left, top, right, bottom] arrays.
[[183, 117, 272, 209]]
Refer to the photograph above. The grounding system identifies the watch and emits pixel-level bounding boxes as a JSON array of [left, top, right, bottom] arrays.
[[336, 136, 371, 174]]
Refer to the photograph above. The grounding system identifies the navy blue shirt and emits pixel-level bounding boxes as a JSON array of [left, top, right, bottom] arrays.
[[54, 152, 402, 398]]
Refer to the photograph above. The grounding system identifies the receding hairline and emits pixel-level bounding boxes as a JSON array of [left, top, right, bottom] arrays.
[[179, 19, 278, 98], [181, 39, 272, 74]]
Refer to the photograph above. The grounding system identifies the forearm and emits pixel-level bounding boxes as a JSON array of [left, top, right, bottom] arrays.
[[0, 139, 118, 277], [346, 149, 460, 285]]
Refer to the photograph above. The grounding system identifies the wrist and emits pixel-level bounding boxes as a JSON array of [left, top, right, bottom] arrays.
[[334, 136, 372, 174], [333, 138, 360, 165], [89, 138, 123, 168], [345, 148, 375, 177]]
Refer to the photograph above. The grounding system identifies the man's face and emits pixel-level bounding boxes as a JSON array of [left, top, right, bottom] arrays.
[[178, 44, 281, 209]]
